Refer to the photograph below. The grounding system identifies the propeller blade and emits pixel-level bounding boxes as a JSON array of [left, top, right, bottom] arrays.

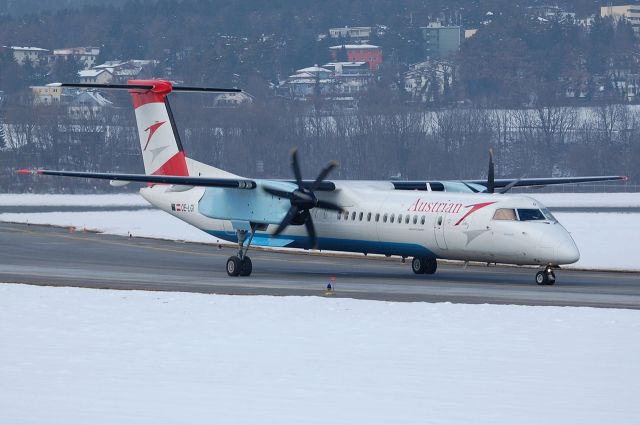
[[273, 206, 299, 236], [310, 160, 338, 192], [316, 200, 343, 212], [487, 149, 495, 194], [290, 147, 303, 190], [499, 177, 524, 194], [302, 210, 317, 249], [263, 186, 295, 200]]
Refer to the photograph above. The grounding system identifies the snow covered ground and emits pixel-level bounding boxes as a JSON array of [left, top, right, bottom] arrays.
[[0, 193, 640, 270], [0, 283, 638, 425]]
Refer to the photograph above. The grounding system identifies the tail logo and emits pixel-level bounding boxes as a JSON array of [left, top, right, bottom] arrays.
[[143, 121, 167, 151]]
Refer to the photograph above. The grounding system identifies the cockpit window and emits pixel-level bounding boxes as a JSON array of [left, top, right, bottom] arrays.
[[541, 208, 557, 222], [493, 208, 517, 220], [517, 209, 546, 221]]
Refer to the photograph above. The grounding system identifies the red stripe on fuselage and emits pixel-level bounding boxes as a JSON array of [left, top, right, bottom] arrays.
[[454, 201, 496, 226]]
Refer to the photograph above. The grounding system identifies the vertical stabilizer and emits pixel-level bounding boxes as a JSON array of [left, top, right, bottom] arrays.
[[129, 79, 189, 176]]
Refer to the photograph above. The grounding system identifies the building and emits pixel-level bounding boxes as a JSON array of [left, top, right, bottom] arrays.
[[420, 23, 463, 59], [91, 60, 157, 83], [601, 5, 640, 31], [329, 44, 382, 71], [212, 92, 254, 107], [279, 65, 337, 99], [52, 47, 100, 69], [30, 85, 64, 105], [527, 5, 576, 22], [3, 46, 50, 65], [323, 61, 373, 94], [78, 69, 113, 84], [67, 91, 113, 119], [403, 60, 455, 103], [329, 26, 372, 42]]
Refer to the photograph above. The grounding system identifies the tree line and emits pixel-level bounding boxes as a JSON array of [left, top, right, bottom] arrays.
[[3, 94, 637, 192]]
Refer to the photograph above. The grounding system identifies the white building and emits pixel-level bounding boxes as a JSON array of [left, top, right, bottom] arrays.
[[3, 46, 49, 65], [601, 5, 640, 31], [329, 26, 372, 42], [53, 47, 100, 69], [78, 69, 113, 84], [403, 60, 455, 103], [30, 85, 64, 105], [68, 91, 113, 119]]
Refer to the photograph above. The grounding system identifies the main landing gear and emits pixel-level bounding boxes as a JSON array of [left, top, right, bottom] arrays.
[[535, 265, 556, 285], [411, 257, 437, 275], [226, 226, 256, 277]]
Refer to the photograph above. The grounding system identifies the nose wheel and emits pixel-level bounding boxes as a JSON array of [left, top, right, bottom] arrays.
[[535, 266, 556, 285]]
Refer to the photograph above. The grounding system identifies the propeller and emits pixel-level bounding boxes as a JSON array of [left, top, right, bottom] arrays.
[[263, 147, 342, 248], [487, 148, 495, 194]]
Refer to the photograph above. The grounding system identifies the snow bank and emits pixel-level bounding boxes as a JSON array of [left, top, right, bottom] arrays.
[[0, 193, 148, 207], [0, 283, 638, 425], [530, 192, 640, 208]]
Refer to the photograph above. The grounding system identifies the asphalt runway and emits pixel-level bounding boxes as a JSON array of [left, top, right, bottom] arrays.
[[1, 222, 639, 309]]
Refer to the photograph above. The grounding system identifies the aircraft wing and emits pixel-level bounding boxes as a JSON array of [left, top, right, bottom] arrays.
[[392, 175, 627, 192], [17, 169, 257, 189], [464, 176, 627, 189]]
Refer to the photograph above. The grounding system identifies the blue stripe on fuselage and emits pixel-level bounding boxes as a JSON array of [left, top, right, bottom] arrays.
[[205, 230, 436, 258]]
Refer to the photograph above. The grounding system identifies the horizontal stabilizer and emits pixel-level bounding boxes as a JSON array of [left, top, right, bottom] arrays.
[[49, 82, 241, 93]]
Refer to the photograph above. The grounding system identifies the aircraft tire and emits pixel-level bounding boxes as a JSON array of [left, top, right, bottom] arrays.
[[226, 256, 242, 277], [239, 257, 253, 277], [412, 257, 426, 274], [423, 258, 437, 275], [536, 270, 555, 285]]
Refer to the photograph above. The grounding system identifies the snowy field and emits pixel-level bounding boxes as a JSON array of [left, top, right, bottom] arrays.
[[1, 283, 639, 425], [1, 193, 639, 271]]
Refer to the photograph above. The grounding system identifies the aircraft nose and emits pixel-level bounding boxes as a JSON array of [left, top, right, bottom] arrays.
[[555, 236, 580, 264]]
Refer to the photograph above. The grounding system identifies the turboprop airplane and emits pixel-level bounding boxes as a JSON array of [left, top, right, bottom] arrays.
[[18, 80, 627, 285]]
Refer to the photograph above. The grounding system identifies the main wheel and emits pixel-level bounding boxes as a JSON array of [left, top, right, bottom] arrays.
[[239, 256, 253, 276], [536, 271, 548, 285], [423, 258, 437, 275], [226, 256, 241, 277], [412, 257, 426, 274]]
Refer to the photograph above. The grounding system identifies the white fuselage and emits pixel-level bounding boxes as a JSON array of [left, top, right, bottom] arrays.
[[139, 181, 580, 267]]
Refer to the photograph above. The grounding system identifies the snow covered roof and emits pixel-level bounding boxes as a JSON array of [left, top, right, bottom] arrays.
[[296, 65, 332, 73], [6, 46, 49, 52], [78, 69, 111, 78], [329, 44, 380, 50], [70, 91, 113, 107], [324, 61, 367, 67]]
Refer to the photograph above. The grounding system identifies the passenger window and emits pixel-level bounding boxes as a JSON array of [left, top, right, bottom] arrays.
[[337, 212, 341, 220], [383, 214, 388, 223], [375, 213, 380, 222], [413, 215, 417, 224], [406, 215, 410, 224], [421, 216, 425, 225], [493, 208, 517, 221], [397, 214, 402, 224], [343, 211, 349, 220], [367, 212, 372, 221], [390, 214, 395, 223], [351, 211, 356, 221], [437, 216, 443, 226], [359, 212, 363, 221]]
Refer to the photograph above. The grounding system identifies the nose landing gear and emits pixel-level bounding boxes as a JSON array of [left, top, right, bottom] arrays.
[[535, 265, 556, 285]]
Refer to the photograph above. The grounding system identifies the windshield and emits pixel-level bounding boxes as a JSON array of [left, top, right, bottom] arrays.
[[517, 209, 547, 221], [541, 208, 557, 222]]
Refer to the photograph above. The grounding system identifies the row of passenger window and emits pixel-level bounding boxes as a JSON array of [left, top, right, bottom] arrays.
[[336, 210, 427, 225]]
